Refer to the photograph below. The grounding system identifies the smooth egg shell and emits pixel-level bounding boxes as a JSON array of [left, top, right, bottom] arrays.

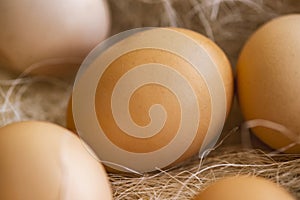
[[0, 121, 112, 200], [68, 27, 233, 173], [237, 14, 300, 153], [193, 176, 295, 200], [0, 0, 110, 77]]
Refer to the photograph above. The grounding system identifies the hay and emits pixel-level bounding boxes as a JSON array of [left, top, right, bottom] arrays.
[[0, 0, 300, 199], [108, 0, 300, 67], [0, 75, 71, 126], [109, 146, 300, 199]]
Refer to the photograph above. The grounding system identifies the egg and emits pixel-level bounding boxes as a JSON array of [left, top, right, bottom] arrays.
[[68, 27, 233, 173], [193, 176, 295, 200], [0, 121, 113, 200], [66, 96, 76, 133], [0, 0, 110, 77], [237, 14, 300, 153]]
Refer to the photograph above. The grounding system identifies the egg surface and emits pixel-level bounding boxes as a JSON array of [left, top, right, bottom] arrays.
[[69, 27, 233, 173], [237, 14, 300, 153], [193, 176, 295, 200], [0, 0, 110, 77], [0, 121, 112, 200]]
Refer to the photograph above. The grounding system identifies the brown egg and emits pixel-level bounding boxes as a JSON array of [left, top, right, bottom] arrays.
[[237, 14, 300, 153], [193, 176, 295, 200], [0, 0, 110, 77], [68, 27, 233, 173], [0, 121, 112, 200]]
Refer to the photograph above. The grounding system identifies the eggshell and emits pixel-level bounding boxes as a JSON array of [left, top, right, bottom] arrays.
[[68, 27, 233, 173], [66, 96, 76, 133], [193, 176, 295, 200], [0, 121, 113, 200], [237, 14, 300, 153], [0, 0, 110, 77]]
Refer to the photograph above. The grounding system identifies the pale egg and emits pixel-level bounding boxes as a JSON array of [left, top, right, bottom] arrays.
[[0, 0, 110, 77]]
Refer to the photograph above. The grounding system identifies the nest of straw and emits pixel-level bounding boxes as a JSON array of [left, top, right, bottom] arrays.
[[109, 147, 300, 199], [0, 0, 300, 199]]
